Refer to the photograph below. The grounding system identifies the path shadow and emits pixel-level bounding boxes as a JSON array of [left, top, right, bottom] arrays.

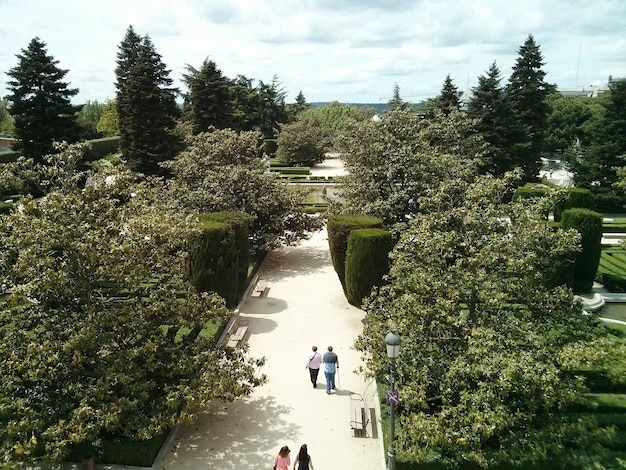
[[165, 396, 298, 469], [242, 296, 288, 315], [263, 244, 330, 281]]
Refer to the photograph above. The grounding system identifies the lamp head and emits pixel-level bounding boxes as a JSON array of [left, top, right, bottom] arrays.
[[384, 328, 401, 358]]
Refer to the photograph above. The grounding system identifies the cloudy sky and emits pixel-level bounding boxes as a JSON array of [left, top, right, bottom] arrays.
[[1, 0, 625, 105]]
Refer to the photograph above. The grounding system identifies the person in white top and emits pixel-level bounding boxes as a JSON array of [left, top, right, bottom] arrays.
[[305, 345, 323, 388]]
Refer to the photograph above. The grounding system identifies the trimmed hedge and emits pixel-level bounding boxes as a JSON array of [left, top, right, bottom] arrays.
[[345, 228, 392, 307], [512, 184, 548, 201], [187, 219, 238, 308], [84, 136, 120, 161], [0, 150, 19, 163], [327, 214, 383, 292], [200, 211, 251, 298], [561, 208, 603, 293], [554, 188, 595, 222], [269, 166, 311, 175]]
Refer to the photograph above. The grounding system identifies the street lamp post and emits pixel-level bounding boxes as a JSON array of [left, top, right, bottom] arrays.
[[385, 328, 401, 470]]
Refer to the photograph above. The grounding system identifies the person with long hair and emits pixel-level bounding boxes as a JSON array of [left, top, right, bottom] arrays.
[[273, 445, 291, 470], [293, 444, 314, 470]]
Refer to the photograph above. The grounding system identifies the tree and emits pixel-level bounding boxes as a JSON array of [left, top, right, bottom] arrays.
[[253, 75, 288, 142], [388, 83, 408, 111], [5, 37, 80, 161], [0, 98, 15, 135], [162, 128, 323, 253], [275, 113, 325, 166], [115, 26, 180, 175], [182, 59, 234, 133], [467, 62, 519, 176], [0, 154, 265, 464], [338, 108, 485, 237], [569, 81, 626, 210], [434, 74, 460, 116], [544, 94, 593, 154], [286, 90, 309, 120], [305, 101, 373, 150], [355, 173, 605, 468], [96, 99, 119, 137], [506, 35, 556, 182], [77, 100, 105, 139]]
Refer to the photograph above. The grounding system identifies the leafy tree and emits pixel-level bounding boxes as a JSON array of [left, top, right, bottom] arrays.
[[182, 59, 234, 133], [305, 101, 373, 150], [569, 81, 626, 210], [275, 113, 325, 166], [434, 74, 460, 116], [115, 26, 180, 175], [337, 108, 485, 236], [356, 173, 606, 468], [253, 75, 288, 142], [544, 94, 593, 154], [506, 35, 556, 182], [96, 99, 119, 137], [467, 62, 519, 176], [0, 98, 15, 135], [162, 128, 323, 253], [0, 154, 265, 464], [77, 100, 106, 139], [5, 37, 80, 161], [227, 74, 260, 132]]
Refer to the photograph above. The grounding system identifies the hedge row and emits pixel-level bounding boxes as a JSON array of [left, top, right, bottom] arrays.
[[345, 228, 392, 307], [561, 208, 603, 292], [270, 167, 311, 175], [187, 211, 250, 308], [327, 214, 383, 293]]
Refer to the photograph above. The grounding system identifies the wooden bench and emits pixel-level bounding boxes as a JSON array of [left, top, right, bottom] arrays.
[[227, 319, 249, 347], [350, 394, 367, 437], [250, 278, 267, 298]]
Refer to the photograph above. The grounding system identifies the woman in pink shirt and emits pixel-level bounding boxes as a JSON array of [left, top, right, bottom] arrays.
[[273, 445, 291, 470]]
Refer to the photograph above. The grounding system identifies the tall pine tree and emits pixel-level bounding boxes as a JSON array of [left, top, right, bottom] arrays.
[[115, 26, 180, 175], [5, 37, 80, 161], [506, 35, 556, 182], [182, 59, 234, 133], [435, 74, 461, 115], [468, 62, 519, 176]]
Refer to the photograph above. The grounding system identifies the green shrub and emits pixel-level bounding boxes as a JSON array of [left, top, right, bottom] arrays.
[[187, 219, 238, 308], [84, 136, 120, 161], [327, 214, 383, 292], [600, 272, 626, 292], [201, 211, 251, 299], [269, 166, 311, 175], [345, 228, 392, 307], [512, 184, 548, 201], [554, 188, 595, 222], [561, 208, 603, 292], [0, 150, 20, 163]]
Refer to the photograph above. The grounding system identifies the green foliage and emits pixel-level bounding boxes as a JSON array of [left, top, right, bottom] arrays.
[[77, 100, 106, 140], [201, 211, 251, 299], [505, 35, 556, 182], [96, 99, 119, 137], [84, 136, 120, 161], [162, 129, 322, 254], [269, 166, 311, 175], [0, 171, 266, 465], [188, 219, 238, 308], [115, 26, 180, 175], [5, 37, 81, 161], [345, 228, 392, 307], [182, 59, 235, 133], [553, 187, 595, 222], [275, 113, 326, 166], [434, 74, 460, 116], [304, 101, 373, 150], [355, 173, 603, 468], [561, 208, 603, 292], [326, 214, 383, 292], [512, 184, 549, 201], [597, 247, 626, 292], [545, 94, 593, 153], [338, 108, 485, 236]]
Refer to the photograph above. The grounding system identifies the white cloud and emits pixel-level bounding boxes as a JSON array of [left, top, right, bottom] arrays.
[[1, 0, 625, 103]]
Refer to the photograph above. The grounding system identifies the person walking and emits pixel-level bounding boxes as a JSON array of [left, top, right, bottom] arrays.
[[322, 345, 339, 394], [273, 445, 291, 470], [305, 345, 323, 388], [293, 444, 314, 470]]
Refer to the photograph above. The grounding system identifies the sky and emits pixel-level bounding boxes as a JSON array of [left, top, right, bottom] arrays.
[[1, 0, 625, 105]]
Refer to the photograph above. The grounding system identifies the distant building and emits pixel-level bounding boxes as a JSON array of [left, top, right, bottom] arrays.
[[0, 136, 16, 151]]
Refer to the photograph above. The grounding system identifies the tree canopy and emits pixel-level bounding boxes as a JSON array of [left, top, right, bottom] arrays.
[[5, 37, 81, 161], [0, 144, 266, 464], [115, 26, 180, 175], [356, 173, 604, 468]]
